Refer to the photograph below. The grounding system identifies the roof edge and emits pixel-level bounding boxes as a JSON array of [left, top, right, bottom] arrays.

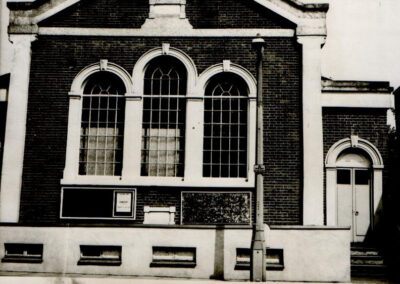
[[284, 0, 329, 12], [322, 77, 394, 94]]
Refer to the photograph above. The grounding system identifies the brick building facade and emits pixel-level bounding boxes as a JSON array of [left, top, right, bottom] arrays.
[[0, 0, 395, 281]]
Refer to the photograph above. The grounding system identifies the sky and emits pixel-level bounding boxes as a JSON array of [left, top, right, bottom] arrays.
[[2, 0, 400, 89], [322, 0, 400, 89]]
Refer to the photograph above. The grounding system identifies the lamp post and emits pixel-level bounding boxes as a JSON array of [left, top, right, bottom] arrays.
[[250, 34, 266, 282]]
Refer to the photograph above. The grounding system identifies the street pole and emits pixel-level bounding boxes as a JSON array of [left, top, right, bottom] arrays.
[[250, 34, 266, 282]]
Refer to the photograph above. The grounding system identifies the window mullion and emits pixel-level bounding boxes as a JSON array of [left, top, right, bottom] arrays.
[[184, 97, 204, 181]]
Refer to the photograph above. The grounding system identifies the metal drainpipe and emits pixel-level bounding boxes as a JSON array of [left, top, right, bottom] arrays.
[[250, 34, 266, 282]]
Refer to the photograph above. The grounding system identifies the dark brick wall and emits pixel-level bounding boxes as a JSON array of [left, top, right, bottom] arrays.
[[186, 0, 295, 29], [323, 108, 389, 161], [39, 0, 149, 28], [39, 0, 295, 29], [20, 35, 302, 225]]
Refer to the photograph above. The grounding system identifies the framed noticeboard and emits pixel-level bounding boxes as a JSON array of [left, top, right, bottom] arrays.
[[113, 190, 135, 218], [60, 187, 136, 220]]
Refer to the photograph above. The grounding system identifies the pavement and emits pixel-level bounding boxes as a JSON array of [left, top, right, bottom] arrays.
[[0, 274, 398, 284]]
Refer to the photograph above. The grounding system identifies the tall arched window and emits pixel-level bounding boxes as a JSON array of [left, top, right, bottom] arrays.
[[141, 56, 187, 177], [79, 72, 126, 176], [203, 73, 248, 178]]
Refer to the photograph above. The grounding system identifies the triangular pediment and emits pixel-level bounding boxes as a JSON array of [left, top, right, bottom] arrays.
[[37, 0, 295, 29], [8, 0, 328, 35]]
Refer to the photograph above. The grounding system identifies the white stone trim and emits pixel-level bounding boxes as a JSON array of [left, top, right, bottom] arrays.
[[61, 176, 253, 188], [63, 94, 81, 180], [122, 95, 143, 179], [0, 89, 7, 101], [254, 0, 301, 24], [63, 61, 133, 181], [0, 34, 36, 222], [184, 97, 203, 182], [253, 0, 327, 36], [38, 27, 295, 37], [143, 0, 192, 30], [197, 63, 257, 98], [132, 45, 197, 98], [297, 35, 325, 225], [322, 94, 395, 109], [33, 0, 80, 24], [143, 206, 176, 225], [325, 137, 384, 168], [70, 62, 133, 94], [387, 109, 396, 129], [325, 136, 384, 226]]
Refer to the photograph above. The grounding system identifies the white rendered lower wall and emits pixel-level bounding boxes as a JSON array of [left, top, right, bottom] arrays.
[[0, 225, 350, 282], [267, 226, 351, 282]]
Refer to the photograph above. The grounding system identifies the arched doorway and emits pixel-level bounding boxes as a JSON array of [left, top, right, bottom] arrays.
[[336, 150, 371, 242], [325, 136, 384, 243]]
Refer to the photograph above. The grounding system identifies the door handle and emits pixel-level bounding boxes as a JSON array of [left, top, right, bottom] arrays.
[[354, 211, 359, 216]]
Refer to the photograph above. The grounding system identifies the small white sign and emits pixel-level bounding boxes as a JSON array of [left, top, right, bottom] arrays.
[[115, 192, 132, 213]]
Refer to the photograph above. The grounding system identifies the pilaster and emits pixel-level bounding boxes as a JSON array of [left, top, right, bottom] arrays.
[[63, 93, 82, 180], [297, 35, 325, 225], [0, 34, 36, 222]]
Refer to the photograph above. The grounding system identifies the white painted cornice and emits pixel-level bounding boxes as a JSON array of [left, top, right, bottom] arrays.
[[38, 27, 295, 37], [321, 93, 395, 109]]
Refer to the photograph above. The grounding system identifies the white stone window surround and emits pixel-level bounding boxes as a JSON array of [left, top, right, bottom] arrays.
[[63, 61, 134, 182], [325, 136, 384, 226], [62, 44, 256, 188]]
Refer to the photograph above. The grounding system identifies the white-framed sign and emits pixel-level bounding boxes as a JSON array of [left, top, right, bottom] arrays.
[[113, 190, 135, 218]]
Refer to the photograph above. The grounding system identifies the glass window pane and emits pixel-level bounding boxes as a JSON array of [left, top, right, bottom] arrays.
[[141, 56, 187, 177], [203, 73, 248, 178], [79, 71, 125, 176], [355, 170, 370, 185], [337, 169, 351, 184]]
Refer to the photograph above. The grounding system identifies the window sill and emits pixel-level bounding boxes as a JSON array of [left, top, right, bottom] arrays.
[[61, 176, 254, 188], [234, 263, 284, 271], [77, 258, 121, 266], [266, 264, 285, 271], [150, 261, 196, 268], [234, 262, 250, 270], [2, 256, 42, 263]]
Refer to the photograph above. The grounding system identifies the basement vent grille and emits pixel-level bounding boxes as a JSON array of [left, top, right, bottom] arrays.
[[2, 243, 43, 263], [78, 245, 122, 266], [150, 246, 196, 268], [234, 248, 284, 271]]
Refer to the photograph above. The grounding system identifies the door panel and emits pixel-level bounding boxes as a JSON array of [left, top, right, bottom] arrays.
[[337, 184, 352, 227], [337, 169, 352, 227], [354, 169, 371, 239], [336, 168, 371, 242]]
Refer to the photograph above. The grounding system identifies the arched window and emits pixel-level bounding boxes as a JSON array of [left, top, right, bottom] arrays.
[[141, 56, 187, 177], [79, 72, 126, 176], [203, 73, 248, 178]]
